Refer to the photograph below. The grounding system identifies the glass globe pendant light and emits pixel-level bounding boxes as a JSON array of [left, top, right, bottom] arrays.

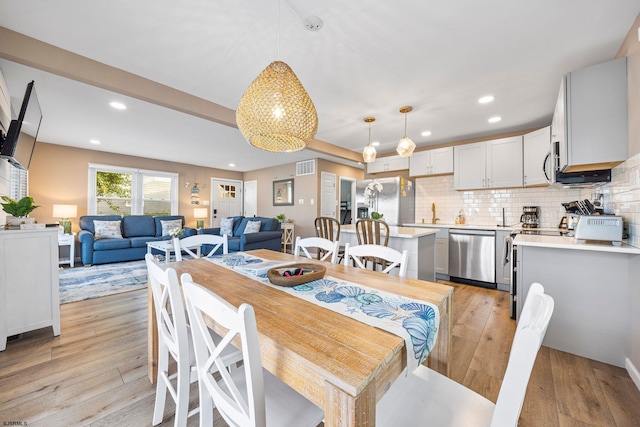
[[396, 106, 416, 157], [362, 116, 377, 163]]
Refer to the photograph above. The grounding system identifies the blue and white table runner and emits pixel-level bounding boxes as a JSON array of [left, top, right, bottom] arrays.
[[207, 252, 440, 373]]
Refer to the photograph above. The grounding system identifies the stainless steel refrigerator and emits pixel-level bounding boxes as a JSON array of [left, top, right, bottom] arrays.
[[355, 177, 415, 226]]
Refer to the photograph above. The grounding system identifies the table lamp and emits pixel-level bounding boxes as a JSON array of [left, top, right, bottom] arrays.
[[194, 208, 207, 229], [53, 204, 78, 234]]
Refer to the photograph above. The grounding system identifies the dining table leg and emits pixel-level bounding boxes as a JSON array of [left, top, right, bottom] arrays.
[[324, 380, 376, 426]]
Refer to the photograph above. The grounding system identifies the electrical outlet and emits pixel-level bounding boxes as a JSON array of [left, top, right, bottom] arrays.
[[298, 199, 304, 205], [310, 198, 314, 205]]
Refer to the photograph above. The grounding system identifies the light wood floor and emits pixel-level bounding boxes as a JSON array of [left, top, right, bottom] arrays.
[[1, 282, 640, 426]]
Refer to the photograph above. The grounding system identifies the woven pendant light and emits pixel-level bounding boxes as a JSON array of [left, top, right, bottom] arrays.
[[236, 60, 318, 152]]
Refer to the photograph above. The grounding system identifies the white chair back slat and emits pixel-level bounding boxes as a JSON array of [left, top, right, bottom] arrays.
[[375, 282, 554, 427], [343, 243, 409, 277], [173, 234, 228, 262], [294, 236, 340, 264], [182, 278, 324, 427]]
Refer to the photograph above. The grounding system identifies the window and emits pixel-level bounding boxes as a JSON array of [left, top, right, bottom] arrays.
[[88, 164, 178, 215], [217, 184, 237, 200], [10, 165, 28, 200]]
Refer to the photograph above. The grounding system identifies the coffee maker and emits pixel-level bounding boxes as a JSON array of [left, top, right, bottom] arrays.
[[520, 206, 540, 228]]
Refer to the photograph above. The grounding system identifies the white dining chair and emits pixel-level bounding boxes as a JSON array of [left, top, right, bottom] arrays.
[[376, 282, 554, 427], [181, 277, 325, 427], [145, 254, 242, 427], [294, 236, 340, 264], [172, 234, 228, 262], [343, 243, 409, 277]]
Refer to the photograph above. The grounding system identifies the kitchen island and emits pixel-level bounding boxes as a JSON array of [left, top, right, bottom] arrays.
[[340, 225, 437, 282], [514, 234, 640, 368]]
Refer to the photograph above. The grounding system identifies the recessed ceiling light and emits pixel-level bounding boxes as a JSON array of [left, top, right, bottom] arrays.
[[109, 101, 127, 110], [478, 95, 495, 104], [421, 131, 432, 137], [89, 139, 101, 145], [228, 163, 235, 167], [488, 116, 502, 123], [371, 141, 380, 147]]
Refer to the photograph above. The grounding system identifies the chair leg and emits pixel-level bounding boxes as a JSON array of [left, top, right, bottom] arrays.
[[153, 346, 169, 426], [174, 357, 191, 427], [198, 380, 214, 427]]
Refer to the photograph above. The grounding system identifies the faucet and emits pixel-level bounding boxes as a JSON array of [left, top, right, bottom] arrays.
[[431, 203, 440, 224]]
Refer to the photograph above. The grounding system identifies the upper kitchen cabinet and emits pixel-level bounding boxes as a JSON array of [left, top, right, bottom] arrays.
[[367, 154, 409, 174], [523, 126, 551, 187], [409, 147, 454, 177], [552, 57, 628, 173], [454, 136, 523, 190]]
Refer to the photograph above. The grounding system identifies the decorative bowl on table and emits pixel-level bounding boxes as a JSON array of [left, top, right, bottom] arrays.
[[267, 263, 326, 287]]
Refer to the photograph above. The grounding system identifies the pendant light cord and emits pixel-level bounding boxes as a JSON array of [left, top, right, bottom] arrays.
[[277, 0, 281, 60], [404, 112, 408, 138]]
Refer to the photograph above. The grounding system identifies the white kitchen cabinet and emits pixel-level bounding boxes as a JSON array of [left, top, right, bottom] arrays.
[[454, 136, 523, 190], [0, 229, 60, 351], [515, 242, 637, 367], [523, 126, 551, 187], [409, 147, 454, 177], [553, 57, 628, 173], [495, 230, 511, 291], [435, 228, 449, 276], [367, 155, 409, 174]]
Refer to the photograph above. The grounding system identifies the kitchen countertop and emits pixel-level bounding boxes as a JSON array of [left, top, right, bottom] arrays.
[[513, 234, 640, 254], [341, 224, 438, 239], [403, 223, 518, 231]]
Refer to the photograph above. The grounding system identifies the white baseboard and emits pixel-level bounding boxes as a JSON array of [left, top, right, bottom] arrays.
[[626, 358, 640, 392]]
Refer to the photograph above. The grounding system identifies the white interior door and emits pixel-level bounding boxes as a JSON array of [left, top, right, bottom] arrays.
[[320, 171, 337, 218], [243, 180, 257, 217], [210, 178, 243, 227]]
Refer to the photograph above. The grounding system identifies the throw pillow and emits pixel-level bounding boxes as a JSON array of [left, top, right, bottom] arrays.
[[220, 217, 234, 237], [244, 220, 262, 234], [161, 219, 183, 236], [93, 220, 123, 240]]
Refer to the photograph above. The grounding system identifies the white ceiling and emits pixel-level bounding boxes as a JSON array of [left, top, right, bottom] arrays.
[[0, 0, 638, 172]]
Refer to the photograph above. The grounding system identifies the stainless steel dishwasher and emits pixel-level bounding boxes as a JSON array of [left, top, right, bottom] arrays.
[[448, 229, 496, 288]]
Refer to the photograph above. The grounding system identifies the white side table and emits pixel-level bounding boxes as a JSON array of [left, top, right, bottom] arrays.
[[281, 223, 294, 254], [58, 233, 76, 267]]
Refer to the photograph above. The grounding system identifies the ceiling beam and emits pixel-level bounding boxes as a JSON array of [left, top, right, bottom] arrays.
[[0, 26, 362, 163]]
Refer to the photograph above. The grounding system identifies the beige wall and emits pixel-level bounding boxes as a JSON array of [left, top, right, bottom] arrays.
[[243, 159, 363, 239], [28, 142, 242, 231]]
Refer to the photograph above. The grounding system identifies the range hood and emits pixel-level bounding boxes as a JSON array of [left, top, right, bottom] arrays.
[[555, 169, 611, 187]]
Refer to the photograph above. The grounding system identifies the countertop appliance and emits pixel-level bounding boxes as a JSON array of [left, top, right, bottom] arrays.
[[520, 206, 540, 228], [355, 177, 414, 226], [449, 229, 496, 288], [574, 215, 623, 245]]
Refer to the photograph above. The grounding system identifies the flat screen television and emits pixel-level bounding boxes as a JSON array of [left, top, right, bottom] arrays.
[[0, 81, 42, 170]]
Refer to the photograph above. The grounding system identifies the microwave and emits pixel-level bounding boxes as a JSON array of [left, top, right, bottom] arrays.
[[543, 141, 611, 187]]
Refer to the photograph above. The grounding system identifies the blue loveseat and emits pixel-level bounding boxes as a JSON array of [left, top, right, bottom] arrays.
[[78, 215, 196, 266], [199, 215, 282, 254]]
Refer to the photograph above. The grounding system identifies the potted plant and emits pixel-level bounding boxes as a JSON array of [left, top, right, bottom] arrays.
[[275, 213, 286, 223], [1, 196, 40, 226]]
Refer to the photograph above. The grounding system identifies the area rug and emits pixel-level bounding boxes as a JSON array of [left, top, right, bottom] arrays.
[[59, 260, 148, 304]]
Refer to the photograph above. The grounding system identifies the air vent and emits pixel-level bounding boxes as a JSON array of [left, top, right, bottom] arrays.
[[296, 159, 316, 176]]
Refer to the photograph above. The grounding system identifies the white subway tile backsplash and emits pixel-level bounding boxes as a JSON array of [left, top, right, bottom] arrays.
[[414, 152, 640, 247]]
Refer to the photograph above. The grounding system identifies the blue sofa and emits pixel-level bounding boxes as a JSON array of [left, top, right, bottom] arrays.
[[78, 215, 196, 266], [199, 215, 282, 254]]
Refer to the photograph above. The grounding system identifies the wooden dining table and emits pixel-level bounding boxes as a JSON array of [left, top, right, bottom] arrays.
[[147, 249, 453, 427]]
